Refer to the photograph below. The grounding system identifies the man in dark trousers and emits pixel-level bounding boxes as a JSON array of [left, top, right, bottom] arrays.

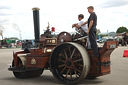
[[80, 6, 98, 57]]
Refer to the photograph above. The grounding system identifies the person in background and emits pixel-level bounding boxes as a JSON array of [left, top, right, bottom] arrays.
[[0, 42, 1, 48], [80, 6, 99, 57]]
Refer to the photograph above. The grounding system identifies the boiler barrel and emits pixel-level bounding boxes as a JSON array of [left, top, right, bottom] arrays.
[[32, 7, 40, 43]]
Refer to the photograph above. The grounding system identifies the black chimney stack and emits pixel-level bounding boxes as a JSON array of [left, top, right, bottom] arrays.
[[32, 7, 40, 43]]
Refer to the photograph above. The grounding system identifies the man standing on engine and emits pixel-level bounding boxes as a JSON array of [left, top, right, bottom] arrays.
[[80, 6, 98, 57]]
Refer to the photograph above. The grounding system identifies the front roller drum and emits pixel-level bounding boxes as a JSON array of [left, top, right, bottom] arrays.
[[12, 58, 43, 79], [50, 42, 90, 84]]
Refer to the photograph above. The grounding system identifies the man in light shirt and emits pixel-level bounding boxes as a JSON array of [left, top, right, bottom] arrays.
[[72, 14, 91, 48], [72, 14, 88, 35]]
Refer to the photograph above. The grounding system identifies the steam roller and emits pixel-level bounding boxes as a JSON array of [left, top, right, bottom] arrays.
[[8, 7, 118, 84]]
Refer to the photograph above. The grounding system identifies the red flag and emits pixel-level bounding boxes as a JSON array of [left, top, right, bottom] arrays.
[[51, 27, 55, 32]]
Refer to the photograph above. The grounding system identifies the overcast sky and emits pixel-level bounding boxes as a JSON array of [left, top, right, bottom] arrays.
[[0, 0, 128, 39]]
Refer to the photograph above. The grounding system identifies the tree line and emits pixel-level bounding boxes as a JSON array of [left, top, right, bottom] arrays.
[[116, 26, 128, 33]]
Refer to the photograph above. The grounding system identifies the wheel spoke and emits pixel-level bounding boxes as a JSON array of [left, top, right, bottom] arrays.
[[63, 49, 68, 58], [70, 69, 72, 80], [74, 53, 81, 59], [65, 69, 70, 78], [73, 59, 82, 63], [70, 48, 76, 58], [58, 64, 65, 68], [61, 66, 67, 74], [68, 46, 71, 55], [74, 70, 78, 78], [77, 64, 83, 67], [58, 59, 65, 63], [74, 68, 81, 73], [59, 54, 66, 59]]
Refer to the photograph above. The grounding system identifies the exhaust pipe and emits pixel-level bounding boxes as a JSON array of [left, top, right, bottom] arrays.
[[32, 7, 40, 43]]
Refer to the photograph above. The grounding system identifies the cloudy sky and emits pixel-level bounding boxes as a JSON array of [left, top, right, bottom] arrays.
[[0, 0, 128, 39]]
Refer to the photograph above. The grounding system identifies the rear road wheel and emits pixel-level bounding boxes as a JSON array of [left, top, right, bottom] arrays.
[[50, 42, 90, 84]]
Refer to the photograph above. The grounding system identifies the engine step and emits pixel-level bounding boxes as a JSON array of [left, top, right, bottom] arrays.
[[8, 67, 43, 72]]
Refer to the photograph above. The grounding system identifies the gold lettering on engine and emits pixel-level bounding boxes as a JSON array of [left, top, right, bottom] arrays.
[[52, 40, 56, 43]]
